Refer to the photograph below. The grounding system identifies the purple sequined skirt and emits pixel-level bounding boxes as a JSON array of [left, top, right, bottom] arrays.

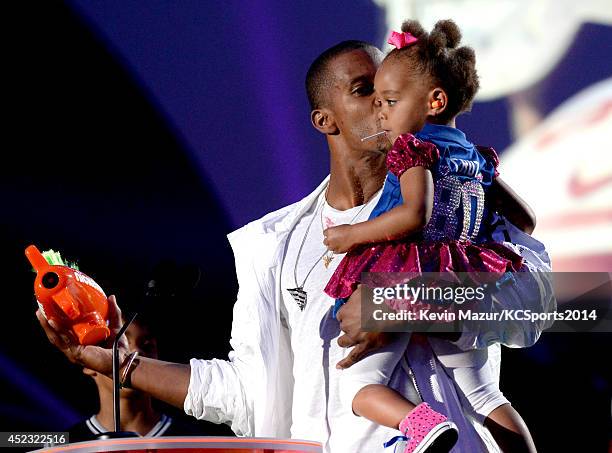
[[324, 240, 524, 299]]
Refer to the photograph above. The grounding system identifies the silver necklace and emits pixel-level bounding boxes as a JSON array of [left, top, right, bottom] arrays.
[[287, 191, 376, 311], [320, 194, 371, 268]]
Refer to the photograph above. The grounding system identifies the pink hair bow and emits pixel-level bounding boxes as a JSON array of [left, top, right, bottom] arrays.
[[387, 31, 418, 49]]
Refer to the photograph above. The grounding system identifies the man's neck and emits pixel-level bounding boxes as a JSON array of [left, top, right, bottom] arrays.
[[327, 146, 387, 210], [96, 387, 161, 436]]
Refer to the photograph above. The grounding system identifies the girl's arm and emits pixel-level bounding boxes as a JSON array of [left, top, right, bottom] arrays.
[[487, 176, 536, 234], [324, 166, 434, 253]]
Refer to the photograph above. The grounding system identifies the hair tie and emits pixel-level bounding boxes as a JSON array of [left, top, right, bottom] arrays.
[[387, 31, 418, 49]]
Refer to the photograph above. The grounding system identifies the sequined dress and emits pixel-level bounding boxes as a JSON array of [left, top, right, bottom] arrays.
[[324, 125, 524, 300]]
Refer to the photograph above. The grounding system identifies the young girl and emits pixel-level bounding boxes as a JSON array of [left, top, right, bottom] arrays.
[[323, 20, 534, 453]]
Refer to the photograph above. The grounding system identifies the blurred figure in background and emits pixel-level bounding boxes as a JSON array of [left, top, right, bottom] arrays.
[[67, 313, 228, 443]]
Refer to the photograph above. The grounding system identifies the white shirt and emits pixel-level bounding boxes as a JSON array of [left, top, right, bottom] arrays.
[[280, 189, 412, 452]]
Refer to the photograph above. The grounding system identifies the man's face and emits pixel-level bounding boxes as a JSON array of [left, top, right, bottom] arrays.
[[326, 49, 388, 153], [374, 58, 429, 143]]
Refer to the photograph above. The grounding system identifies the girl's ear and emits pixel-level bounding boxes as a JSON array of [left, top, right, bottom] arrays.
[[311, 108, 339, 135], [427, 88, 449, 117]]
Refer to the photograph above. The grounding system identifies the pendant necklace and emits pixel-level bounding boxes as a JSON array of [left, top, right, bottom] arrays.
[[287, 190, 375, 311], [320, 193, 371, 269]]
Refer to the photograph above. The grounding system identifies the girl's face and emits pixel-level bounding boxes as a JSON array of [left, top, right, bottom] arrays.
[[374, 59, 430, 143]]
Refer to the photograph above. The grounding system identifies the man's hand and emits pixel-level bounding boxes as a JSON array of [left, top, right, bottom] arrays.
[[336, 331, 395, 369], [38, 295, 191, 409], [323, 224, 358, 253], [36, 295, 127, 376], [335, 285, 395, 369]]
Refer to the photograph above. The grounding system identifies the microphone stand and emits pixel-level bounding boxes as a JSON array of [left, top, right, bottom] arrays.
[[96, 271, 189, 439], [96, 312, 139, 440]]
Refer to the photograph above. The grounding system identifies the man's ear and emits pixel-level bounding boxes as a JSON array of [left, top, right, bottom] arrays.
[[310, 108, 338, 135], [427, 88, 449, 117]]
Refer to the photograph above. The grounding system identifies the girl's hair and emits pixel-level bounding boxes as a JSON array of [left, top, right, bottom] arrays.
[[387, 19, 479, 123]]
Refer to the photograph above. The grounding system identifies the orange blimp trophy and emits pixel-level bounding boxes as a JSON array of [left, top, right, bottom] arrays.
[[26, 245, 110, 345]]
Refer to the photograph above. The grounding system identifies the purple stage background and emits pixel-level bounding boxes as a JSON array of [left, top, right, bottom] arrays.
[[65, 0, 387, 227], [63, 1, 611, 228]]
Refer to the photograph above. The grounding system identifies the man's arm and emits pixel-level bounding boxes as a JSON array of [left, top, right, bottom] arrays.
[[36, 296, 190, 409], [127, 358, 191, 408], [38, 284, 261, 435]]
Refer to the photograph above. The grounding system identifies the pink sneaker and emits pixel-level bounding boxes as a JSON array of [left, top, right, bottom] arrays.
[[399, 403, 458, 453]]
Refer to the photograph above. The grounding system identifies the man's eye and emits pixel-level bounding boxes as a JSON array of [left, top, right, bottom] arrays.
[[386, 99, 397, 106], [352, 85, 374, 95]]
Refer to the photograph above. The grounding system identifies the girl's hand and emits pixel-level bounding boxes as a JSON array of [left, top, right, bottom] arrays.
[[323, 224, 358, 253]]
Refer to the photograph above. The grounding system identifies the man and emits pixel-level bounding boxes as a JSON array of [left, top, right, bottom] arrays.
[[38, 41, 543, 452]]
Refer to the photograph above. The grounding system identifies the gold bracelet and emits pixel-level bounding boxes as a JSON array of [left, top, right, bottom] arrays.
[[119, 351, 140, 389]]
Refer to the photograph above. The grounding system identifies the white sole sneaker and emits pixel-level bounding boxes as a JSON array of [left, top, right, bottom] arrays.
[[411, 421, 458, 453]]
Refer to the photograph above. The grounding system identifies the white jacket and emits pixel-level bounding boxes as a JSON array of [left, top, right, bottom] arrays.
[[183, 176, 554, 437], [184, 177, 330, 436]]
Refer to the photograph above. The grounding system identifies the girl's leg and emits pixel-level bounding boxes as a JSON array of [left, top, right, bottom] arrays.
[[339, 332, 412, 424], [341, 333, 458, 452], [352, 383, 416, 429], [352, 383, 458, 453]]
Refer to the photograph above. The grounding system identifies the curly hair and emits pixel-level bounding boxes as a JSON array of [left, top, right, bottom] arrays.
[[386, 19, 480, 123]]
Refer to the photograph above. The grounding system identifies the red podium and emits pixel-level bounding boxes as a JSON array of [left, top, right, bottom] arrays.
[[34, 437, 323, 452]]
